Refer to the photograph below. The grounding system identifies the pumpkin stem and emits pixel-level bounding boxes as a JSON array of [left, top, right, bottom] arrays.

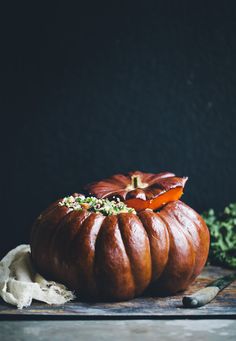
[[126, 175, 148, 191], [132, 176, 139, 188]]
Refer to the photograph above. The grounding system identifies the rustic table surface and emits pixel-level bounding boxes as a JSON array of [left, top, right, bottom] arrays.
[[0, 265, 235, 318], [0, 266, 235, 340]]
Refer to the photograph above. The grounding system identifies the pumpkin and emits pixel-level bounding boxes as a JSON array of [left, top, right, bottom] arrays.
[[85, 171, 188, 211], [30, 172, 210, 302]]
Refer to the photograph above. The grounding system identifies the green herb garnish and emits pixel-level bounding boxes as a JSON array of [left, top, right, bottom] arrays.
[[59, 195, 135, 216], [202, 203, 236, 268]]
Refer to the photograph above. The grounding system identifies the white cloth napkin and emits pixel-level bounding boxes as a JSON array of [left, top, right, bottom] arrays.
[[0, 245, 75, 309]]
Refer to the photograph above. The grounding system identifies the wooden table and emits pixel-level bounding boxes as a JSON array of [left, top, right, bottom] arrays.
[[0, 266, 235, 341], [0, 266, 235, 319]]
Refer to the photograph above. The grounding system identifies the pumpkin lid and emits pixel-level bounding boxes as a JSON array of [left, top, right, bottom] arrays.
[[85, 171, 188, 211]]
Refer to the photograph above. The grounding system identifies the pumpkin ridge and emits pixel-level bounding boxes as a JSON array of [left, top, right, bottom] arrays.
[[56, 210, 90, 265], [45, 206, 75, 278], [30, 202, 60, 259], [136, 213, 153, 281], [161, 205, 197, 285], [51, 210, 91, 289], [94, 215, 136, 300], [117, 213, 152, 296], [31, 205, 70, 276], [117, 214, 137, 295], [174, 213, 203, 281], [92, 214, 109, 298], [157, 212, 195, 292], [170, 202, 209, 279], [165, 203, 200, 265], [69, 211, 94, 264], [71, 212, 105, 297], [137, 210, 169, 282], [48, 209, 75, 278], [153, 213, 172, 282]]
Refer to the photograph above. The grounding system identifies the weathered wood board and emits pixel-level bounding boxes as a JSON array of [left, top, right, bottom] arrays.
[[0, 266, 235, 319]]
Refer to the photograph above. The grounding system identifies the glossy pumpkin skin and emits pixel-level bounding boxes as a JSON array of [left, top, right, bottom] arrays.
[[30, 199, 210, 301]]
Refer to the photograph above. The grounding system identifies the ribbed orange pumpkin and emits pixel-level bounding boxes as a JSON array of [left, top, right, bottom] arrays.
[[30, 171, 210, 301]]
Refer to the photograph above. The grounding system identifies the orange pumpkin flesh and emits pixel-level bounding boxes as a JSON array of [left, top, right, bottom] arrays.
[[125, 187, 184, 211]]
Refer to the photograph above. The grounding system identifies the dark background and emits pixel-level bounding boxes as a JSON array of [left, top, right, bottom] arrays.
[[1, 1, 236, 258]]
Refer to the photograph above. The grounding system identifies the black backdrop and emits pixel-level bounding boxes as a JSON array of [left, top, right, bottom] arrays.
[[1, 1, 236, 257]]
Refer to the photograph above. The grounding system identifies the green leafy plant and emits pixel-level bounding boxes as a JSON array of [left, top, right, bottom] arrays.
[[202, 203, 236, 268]]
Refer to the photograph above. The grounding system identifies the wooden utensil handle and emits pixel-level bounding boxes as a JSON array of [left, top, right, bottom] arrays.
[[183, 286, 220, 308]]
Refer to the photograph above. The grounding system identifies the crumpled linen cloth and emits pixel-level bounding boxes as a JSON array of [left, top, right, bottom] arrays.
[[0, 245, 75, 309]]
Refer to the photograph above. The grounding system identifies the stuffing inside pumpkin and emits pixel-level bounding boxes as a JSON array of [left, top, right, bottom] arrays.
[[59, 194, 135, 215]]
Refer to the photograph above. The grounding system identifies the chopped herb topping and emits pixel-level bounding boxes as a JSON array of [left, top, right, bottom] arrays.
[[59, 195, 136, 216]]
